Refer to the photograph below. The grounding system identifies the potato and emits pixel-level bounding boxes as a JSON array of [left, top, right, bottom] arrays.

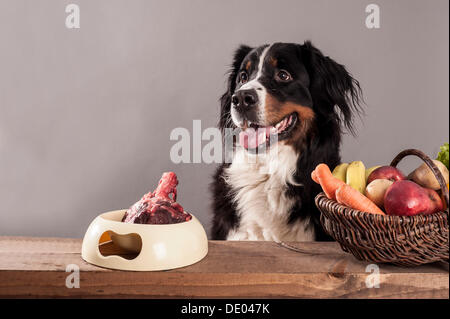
[[364, 179, 394, 208], [409, 160, 449, 190]]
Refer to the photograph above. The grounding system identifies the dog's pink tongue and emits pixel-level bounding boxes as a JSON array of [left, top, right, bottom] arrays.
[[239, 127, 269, 149]]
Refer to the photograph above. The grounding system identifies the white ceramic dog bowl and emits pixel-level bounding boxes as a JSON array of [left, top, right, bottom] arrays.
[[81, 210, 208, 271]]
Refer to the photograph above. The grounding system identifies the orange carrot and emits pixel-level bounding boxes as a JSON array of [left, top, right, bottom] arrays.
[[315, 164, 345, 200], [335, 184, 385, 215], [311, 170, 319, 184]]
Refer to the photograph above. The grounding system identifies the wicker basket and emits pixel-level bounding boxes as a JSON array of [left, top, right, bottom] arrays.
[[315, 149, 449, 266]]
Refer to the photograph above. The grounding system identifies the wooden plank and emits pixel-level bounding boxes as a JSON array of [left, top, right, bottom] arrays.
[[0, 236, 448, 298]]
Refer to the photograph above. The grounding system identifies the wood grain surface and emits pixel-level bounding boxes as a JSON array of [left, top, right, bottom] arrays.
[[0, 236, 448, 298]]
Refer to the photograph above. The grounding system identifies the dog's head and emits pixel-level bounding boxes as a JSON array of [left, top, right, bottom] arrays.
[[220, 42, 363, 153]]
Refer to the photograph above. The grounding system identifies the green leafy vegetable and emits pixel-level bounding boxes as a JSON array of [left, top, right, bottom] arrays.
[[436, 142, 449, 169]]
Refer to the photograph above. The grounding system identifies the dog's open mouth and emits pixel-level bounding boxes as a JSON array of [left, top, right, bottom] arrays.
[[238, 112, 298, 151]]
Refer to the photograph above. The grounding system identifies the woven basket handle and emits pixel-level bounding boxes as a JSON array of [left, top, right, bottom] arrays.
[[390, 149, 449, 210]]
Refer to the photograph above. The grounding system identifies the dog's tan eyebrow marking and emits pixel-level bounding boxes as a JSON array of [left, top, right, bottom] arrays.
[[245, 61, 252, 70], [269, 56, 277, 67]]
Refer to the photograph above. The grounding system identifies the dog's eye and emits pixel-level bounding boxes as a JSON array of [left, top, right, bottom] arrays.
[[239, 71, 248, 84], [275, 70, 292, 82]]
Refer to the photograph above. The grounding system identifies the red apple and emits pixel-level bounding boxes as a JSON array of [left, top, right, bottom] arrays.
[[424, 188, 444, 214], [367, 166, 406, 184], [384, 180, 434, 216]]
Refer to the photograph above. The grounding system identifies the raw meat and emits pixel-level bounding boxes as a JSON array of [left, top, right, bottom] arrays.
[[122, 172, 192, 224]]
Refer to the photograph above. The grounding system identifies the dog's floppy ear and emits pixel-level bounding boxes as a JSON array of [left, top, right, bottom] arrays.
[[301, 41, 363, 134], [219, 45, 253, 131]]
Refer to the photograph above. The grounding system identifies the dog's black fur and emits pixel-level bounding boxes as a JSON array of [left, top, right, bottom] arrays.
[[211, 42, 363, 240]]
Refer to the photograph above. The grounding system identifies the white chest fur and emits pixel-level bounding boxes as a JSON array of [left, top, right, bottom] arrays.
[[223, 144, 315, 242]]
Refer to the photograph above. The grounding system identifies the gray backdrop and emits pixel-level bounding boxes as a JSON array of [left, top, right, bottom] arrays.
[[0, 0, 448, 238]]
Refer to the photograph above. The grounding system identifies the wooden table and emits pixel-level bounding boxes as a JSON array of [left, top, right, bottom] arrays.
[[0, 236, 448, 298]]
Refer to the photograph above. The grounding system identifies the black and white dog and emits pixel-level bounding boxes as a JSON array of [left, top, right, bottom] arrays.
[[211, 42, 363, 241]]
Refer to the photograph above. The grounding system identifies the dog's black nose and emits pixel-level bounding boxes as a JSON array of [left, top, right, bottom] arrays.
[[232, 89, 258, 110]]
